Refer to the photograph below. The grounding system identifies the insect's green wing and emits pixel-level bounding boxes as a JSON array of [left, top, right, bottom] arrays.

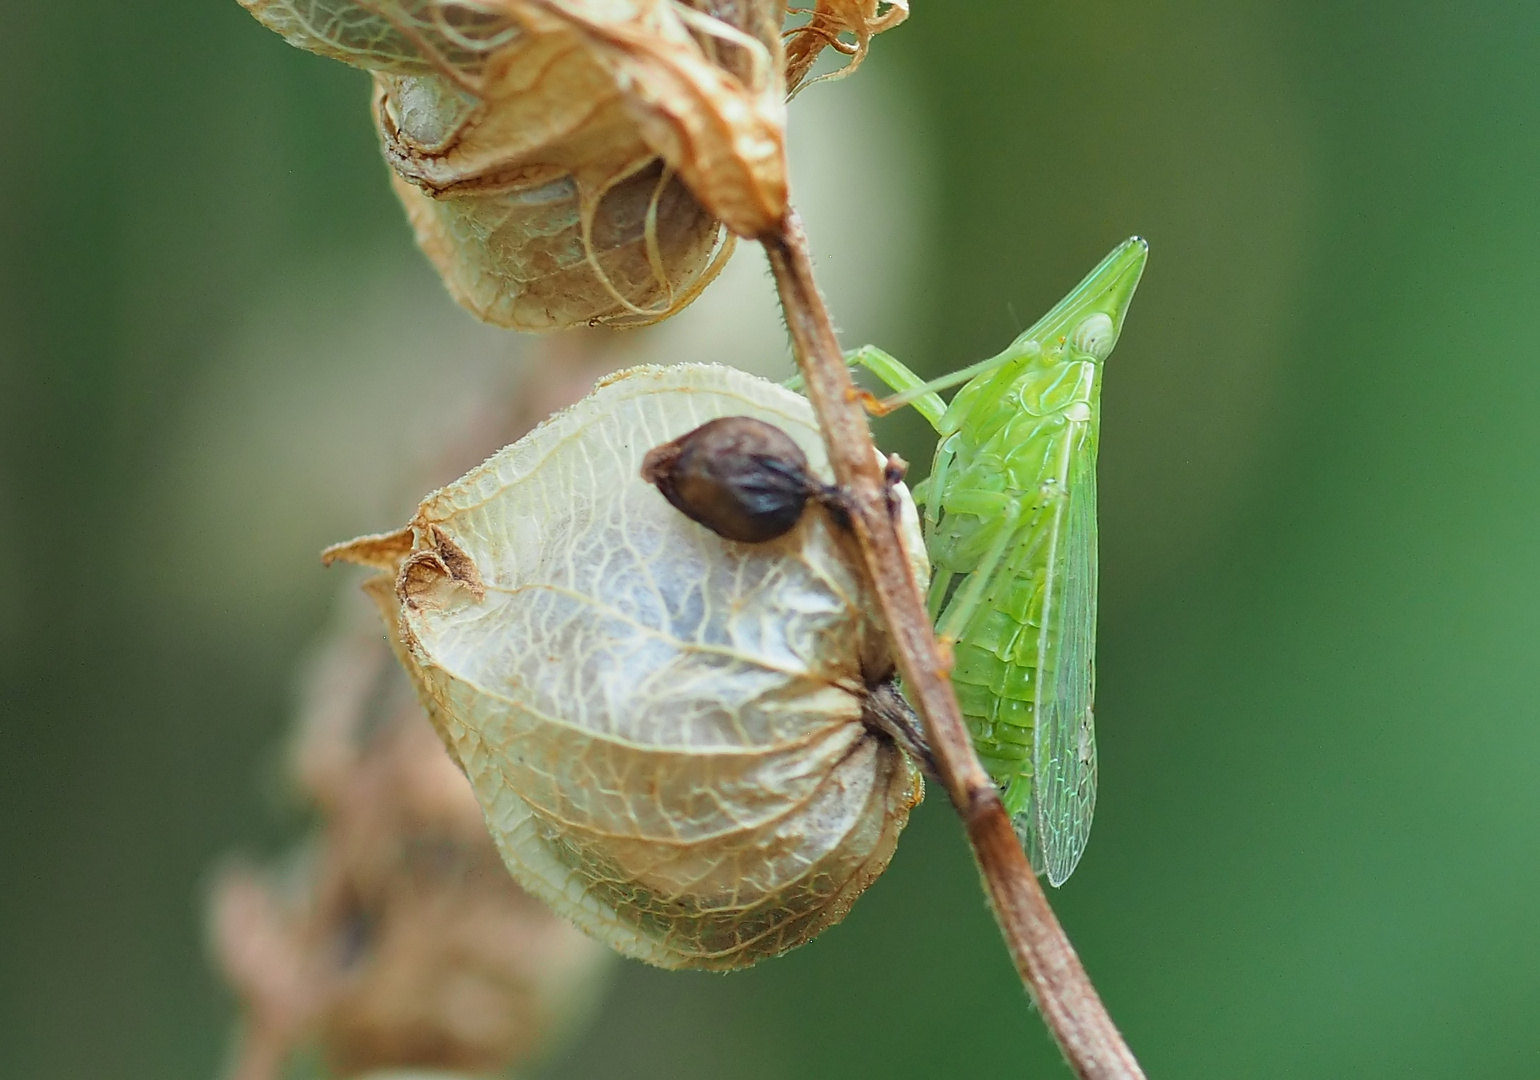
[[1030, 437, 1099, 885], [1023, 239, 1146, 884]]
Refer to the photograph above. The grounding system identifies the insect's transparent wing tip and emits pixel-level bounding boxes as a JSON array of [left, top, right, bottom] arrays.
[[1035, 725, 1098, 886], [1013, 806, 1088, 887]]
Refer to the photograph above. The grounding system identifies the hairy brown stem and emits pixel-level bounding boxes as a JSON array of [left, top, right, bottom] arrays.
[[761, 210, 1145, 1080]]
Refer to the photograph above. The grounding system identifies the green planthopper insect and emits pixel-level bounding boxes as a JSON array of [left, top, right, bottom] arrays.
[[848, 238, 1148, 885]]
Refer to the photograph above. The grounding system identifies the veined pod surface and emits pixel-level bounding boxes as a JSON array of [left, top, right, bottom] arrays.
[[238, 0, 791, 331], [327, 364, 928, 970]]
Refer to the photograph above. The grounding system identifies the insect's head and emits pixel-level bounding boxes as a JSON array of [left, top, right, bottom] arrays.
[[1011, 236, 1148, 364]]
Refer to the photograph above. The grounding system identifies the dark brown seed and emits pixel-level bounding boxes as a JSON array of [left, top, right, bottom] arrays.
[[641, 416, 818, 543]]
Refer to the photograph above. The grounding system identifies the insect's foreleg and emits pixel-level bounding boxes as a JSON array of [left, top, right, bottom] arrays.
[[842, 346, 946, 429], [922, 432, 958, 553], [788, 344, 1021, 435], [876, 338, 1043, 424]]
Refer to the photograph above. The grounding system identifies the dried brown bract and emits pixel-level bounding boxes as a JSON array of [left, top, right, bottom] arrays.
[[784, 0, 910, 93], [238, 0, 794, 330]]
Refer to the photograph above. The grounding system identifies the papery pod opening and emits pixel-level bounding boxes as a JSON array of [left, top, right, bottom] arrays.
[[327, 364, 928, 970], [238, 0, 792, 330]]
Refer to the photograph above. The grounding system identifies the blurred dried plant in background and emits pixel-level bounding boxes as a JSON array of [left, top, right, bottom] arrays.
[[206, 347, 638, 1080], [209, 607, 611, 1080]]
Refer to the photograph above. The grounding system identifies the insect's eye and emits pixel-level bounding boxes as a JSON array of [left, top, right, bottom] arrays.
[[1069, 313, 1116, 360]]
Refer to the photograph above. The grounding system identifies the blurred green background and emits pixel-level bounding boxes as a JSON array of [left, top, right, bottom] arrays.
[[5, 1, 1540, 1077]]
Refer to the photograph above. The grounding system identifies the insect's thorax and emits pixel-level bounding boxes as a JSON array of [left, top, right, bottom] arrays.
[[941, 348, 1101, 539]]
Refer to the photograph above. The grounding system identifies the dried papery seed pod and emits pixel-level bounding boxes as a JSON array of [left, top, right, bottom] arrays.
[[238, 0, 791, 331], [326, 364, 930, 970], [640, 415, 825, 543]]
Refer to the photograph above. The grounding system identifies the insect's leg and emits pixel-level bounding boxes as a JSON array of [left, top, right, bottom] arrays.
[[784, 346, 948, 431], [844, 347, 948, 430], [870, 338, 1042, 419], [922, 432, 958, 559], [934, 498, 1033, 645], [926, 569, 951, 626]]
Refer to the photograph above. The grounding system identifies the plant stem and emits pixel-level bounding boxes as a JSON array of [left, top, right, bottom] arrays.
[[761, 209, 1146, 1080]]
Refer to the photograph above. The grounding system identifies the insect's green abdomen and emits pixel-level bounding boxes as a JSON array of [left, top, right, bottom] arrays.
[[950, 591, 1045, 816]]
